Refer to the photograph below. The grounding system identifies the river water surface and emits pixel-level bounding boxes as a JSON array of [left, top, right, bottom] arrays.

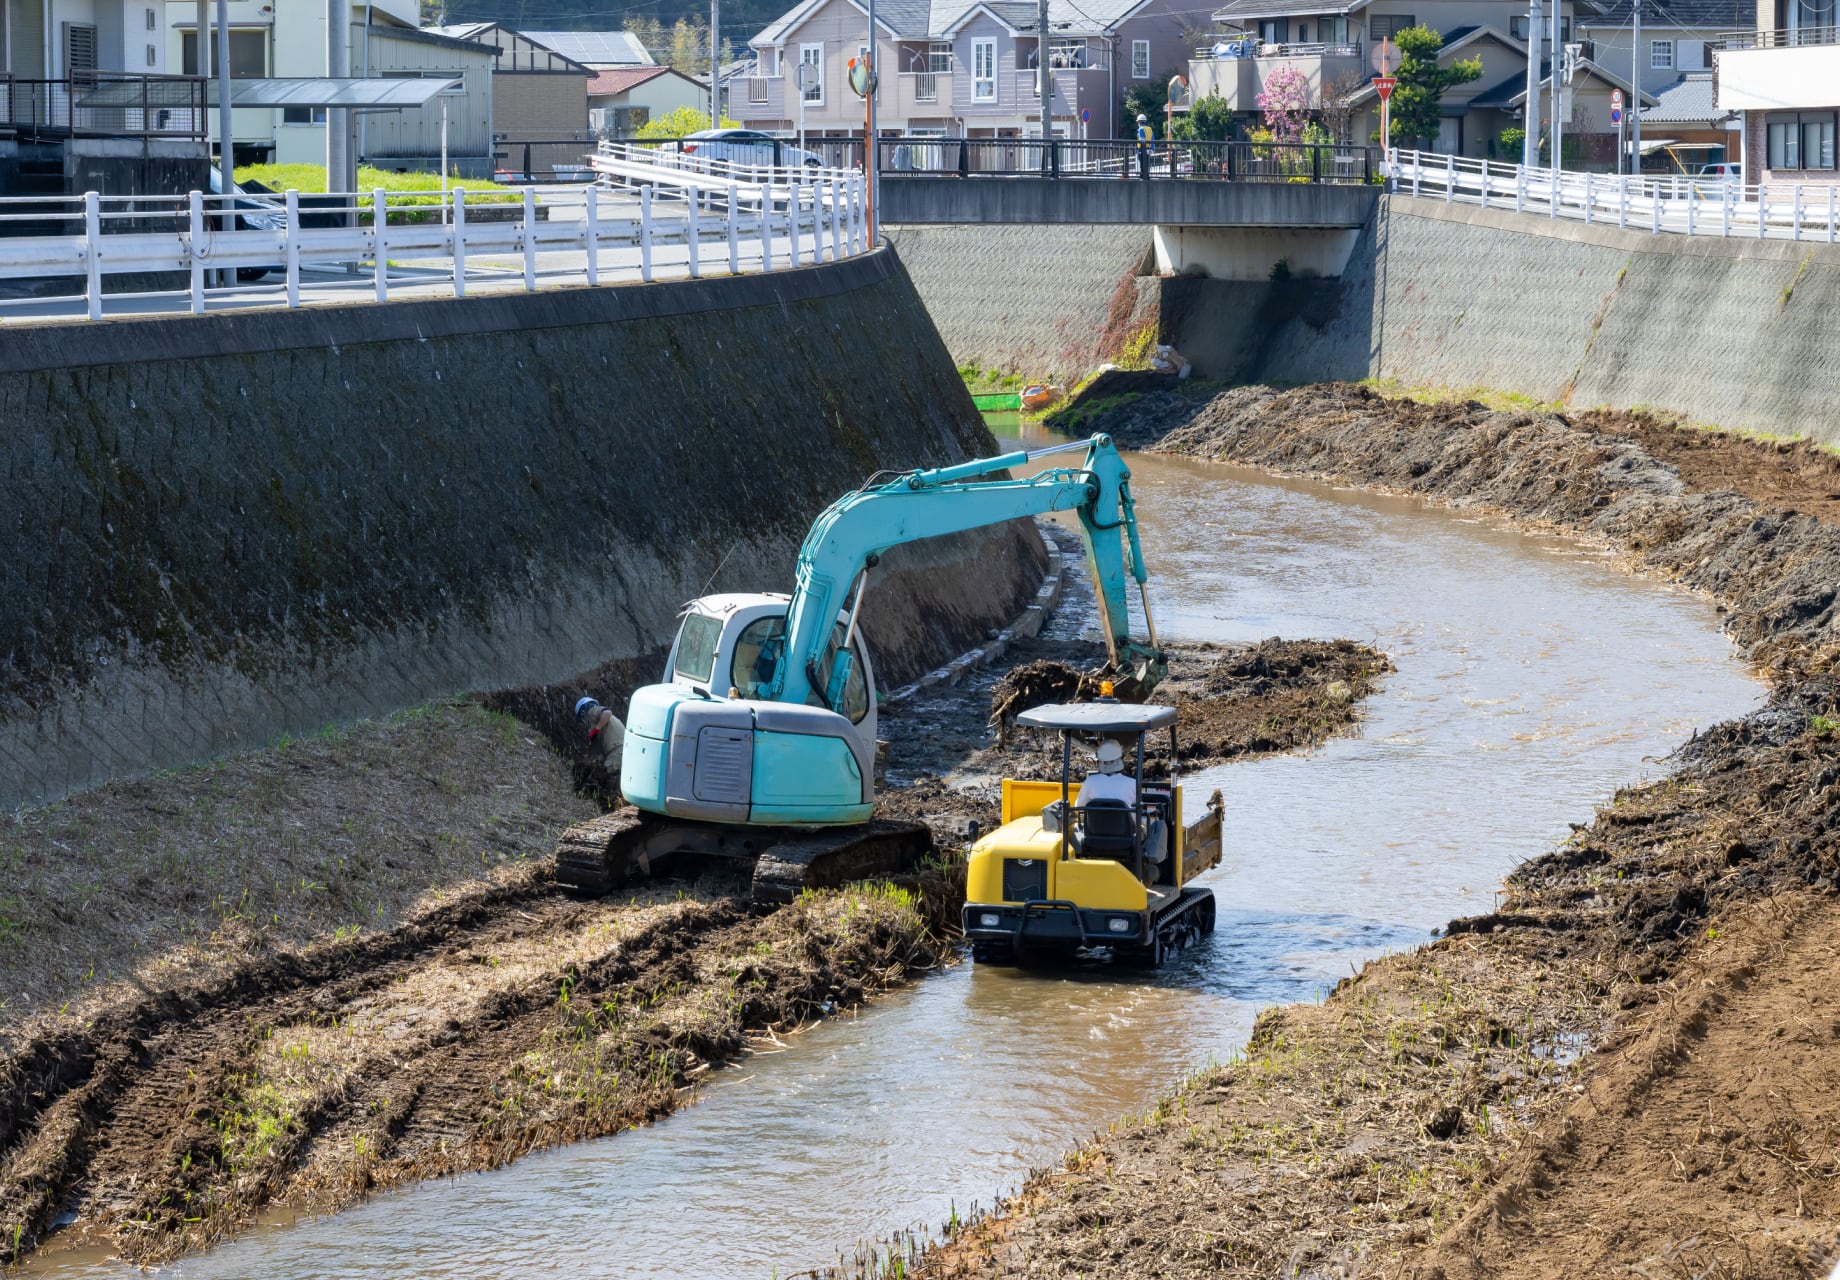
[[30, 429, 1761, 1279]]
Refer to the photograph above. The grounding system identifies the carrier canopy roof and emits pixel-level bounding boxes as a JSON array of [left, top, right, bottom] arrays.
[[1014, 703, 1178, 733]]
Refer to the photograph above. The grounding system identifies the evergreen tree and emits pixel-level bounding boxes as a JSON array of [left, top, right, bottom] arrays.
[[1387, 26, 1481, 146]]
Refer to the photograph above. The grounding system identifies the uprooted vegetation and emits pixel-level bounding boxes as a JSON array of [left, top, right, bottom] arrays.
[[905, 384, 1840, 1279]]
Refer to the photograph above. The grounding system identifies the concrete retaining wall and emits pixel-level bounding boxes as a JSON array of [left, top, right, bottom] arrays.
[[898, 196, 1840, 440], [0, 249, 1046, 808]]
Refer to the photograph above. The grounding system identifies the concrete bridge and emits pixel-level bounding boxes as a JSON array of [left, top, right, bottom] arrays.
[[880, 175, 1380, 282]]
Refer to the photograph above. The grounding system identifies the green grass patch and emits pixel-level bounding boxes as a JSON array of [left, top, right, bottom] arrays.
[[234, 163, 517, 205]]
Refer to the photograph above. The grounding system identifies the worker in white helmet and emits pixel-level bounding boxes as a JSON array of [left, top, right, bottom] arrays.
[[1135, 112, 1154, 179], [1077, 737, 1166, 864]]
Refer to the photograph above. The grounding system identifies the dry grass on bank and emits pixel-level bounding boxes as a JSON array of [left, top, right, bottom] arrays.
[[0, 699, 594, 1047]]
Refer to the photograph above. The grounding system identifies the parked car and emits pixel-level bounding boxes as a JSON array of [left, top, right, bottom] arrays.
[[678, 129, 824, 170], [1696, 161, 1742, 179], [207, 169, 283, 281]]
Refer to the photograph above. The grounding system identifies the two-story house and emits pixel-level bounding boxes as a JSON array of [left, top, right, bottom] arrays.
[[739, 0, 1195, 140], [162, 0, 494, 173], [1580, 0, 1741, 168], [1715, 0, 1839, 185], [1189, 0, 1576, 153]]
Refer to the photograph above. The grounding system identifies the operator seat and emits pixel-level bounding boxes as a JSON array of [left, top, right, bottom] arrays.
[[1076, 798, 1140, 861]]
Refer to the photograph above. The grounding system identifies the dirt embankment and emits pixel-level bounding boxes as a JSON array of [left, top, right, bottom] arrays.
[[914, 386, 1840, 1280]]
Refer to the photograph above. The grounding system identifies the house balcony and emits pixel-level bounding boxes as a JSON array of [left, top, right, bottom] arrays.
[[1, 73, 209, 142], [739, 75, 786, 119], [1715, 30, 1840, 110], [894, 70, 955, 117], [1187, 41, 1365, 112]]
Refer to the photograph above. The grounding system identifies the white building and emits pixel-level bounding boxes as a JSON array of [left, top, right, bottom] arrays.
[[1716, 0, 1839, 185]]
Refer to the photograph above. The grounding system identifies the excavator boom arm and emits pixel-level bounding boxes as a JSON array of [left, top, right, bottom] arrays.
[[772, 435, 1162, 710]]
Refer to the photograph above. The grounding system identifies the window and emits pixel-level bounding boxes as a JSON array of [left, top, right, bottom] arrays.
[[807, 624, 869, 723], [799, 42, 823, 104], [1370, 14, 1416, 40], [282, 106, 328, 124], [144, 7, 156, 29], [1131, 38, 1149, 78], [1048, 37, 1086, 67], [927, 40, 952, 71], [64, 23, 98, 76], [972, 38, 995, 99], [146, 43, 158, 65], [1295, 21, 1309, 40], [1258, 19, 1288, 43], [1509, 15, 1526, 38], [1650, 39, 1673, 68], [1326, 15, 1349, 43], [182, 29, 265, 77], [730, 616, 785, 700], [673, 612, 724, 685], [1508, 14, 1566, 40], [1768, 112, 1836, 169]]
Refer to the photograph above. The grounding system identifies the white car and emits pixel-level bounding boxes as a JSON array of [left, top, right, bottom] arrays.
[[678, 128, 825, 170]]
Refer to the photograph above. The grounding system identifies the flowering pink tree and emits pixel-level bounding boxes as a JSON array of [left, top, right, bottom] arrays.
[[1256, 65, 1312, 143]]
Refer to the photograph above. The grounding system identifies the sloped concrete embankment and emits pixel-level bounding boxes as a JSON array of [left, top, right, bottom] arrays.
[[0, 249, 1045, 808]]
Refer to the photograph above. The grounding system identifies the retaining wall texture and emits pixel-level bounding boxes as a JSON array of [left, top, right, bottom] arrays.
[[883, 223, 1153, 380], [0, 249, 1046, 808]]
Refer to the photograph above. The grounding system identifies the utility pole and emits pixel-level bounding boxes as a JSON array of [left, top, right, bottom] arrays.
[[865, 0, 877, 242], [1550, 0, 1562, 169], [327, 0, 348, 197], [1630, 0, 1642, 176], [1038, 0, 1051, 164], [710, 0, 720, 123], [215, 0, 231, 204], [1523, 0, 1541, 166]]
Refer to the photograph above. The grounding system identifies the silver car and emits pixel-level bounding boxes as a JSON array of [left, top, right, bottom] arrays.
[[678, 128, 825, 170]]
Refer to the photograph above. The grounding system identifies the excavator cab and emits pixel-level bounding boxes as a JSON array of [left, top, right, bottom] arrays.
[[962, 702, 1223, 967]]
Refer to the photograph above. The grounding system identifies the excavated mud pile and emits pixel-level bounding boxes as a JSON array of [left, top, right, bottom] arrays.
[[911, 387, 1840, 1280], [878, 637, 1390, 840]]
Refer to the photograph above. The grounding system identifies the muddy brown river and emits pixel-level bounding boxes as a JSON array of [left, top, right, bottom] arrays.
[[28, 426, 1761, 1278]]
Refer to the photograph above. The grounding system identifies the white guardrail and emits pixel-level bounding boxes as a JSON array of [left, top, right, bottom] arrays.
[[0, 141, 870, 322], [1394, 149, 1840, 242]]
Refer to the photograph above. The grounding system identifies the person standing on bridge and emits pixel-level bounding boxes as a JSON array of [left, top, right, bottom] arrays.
[[1135, 113, 1154, 179]]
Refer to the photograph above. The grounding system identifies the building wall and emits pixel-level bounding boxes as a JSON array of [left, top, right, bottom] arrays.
[[1583, 24, 1715, 96], [493, 70, 588, 140], [0, 248, 1046, 808]]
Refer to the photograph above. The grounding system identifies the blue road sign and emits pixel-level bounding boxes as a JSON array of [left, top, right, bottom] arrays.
[[1611, 106, 1623, 123], [1080, 108, 1090, 123]]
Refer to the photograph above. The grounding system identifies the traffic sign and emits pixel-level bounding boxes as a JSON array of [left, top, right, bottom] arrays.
[[1080, 108, 1090, 123], [1611, 105, 1622, 123], [1371, 38, 1401, 75], [1373, 75, 1397, 101], [1611, 88, 1624, 107]]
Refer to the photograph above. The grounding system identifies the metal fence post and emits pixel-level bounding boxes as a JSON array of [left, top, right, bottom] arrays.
[[641, 183, 654, 281], [83, 191, 101, 320], [452, 188, 468, 297], [522, 186, 538, 290], [1829, 185, 1836, 243], [1444, 152, 1454, 203], [1584, 171, 1594, 225], [728, 186, 740, 273], [1758, 183, 1768, 239], [584, 184, 600, 286], [760, 180, 772, 271], [373, 189, 389, 301], [688, 180, 702, 276], [1652, 185, 1660, 235], [188, 189, 205, 314], [1516, 164, 1525, 214], [958, 138, 969, 178], [1793, 183, 1803, 240], [830, 178, 842, 258], [1411, 150, 1420, 198], [285, 188, 301, 307], [788, 183, 802, 267], [1618, 176, 1627, 230]]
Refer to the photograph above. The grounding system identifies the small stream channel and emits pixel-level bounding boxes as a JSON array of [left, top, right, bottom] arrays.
[[29, 423, 1762, 1279]]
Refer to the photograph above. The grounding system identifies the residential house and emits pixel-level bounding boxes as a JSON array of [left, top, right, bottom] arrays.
[[739, 0, 1197, 141], [1636, 70, 1739, 169], [1580, 0, 1741, 168], [523, 30, 654, 68], [1714, 0, 1839, 185], [427, 22, 593, 177], [1189, 0, 1589, 155], [1459, 52, 1650, 164], [2, 0, 209, 198], [163, 0, 495, 173], [585, 64, 705, 134]]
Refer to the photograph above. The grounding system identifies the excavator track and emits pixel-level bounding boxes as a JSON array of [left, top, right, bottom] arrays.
[[750, 819, 936, 906], [553, 809, 933, 906]]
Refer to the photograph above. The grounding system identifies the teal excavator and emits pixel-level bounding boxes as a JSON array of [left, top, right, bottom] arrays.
[[553, 434, 1166, 903]]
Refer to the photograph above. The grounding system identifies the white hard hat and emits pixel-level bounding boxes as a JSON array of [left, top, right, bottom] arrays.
[[1096, 739, 1124, 763], [1137, 113, 1148, 123]]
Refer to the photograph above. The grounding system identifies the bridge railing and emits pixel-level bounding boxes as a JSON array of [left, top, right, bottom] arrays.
[[1394, 148, 1840, 242], [873, 136, 1380, 183], [0, 141, 869, 322]]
